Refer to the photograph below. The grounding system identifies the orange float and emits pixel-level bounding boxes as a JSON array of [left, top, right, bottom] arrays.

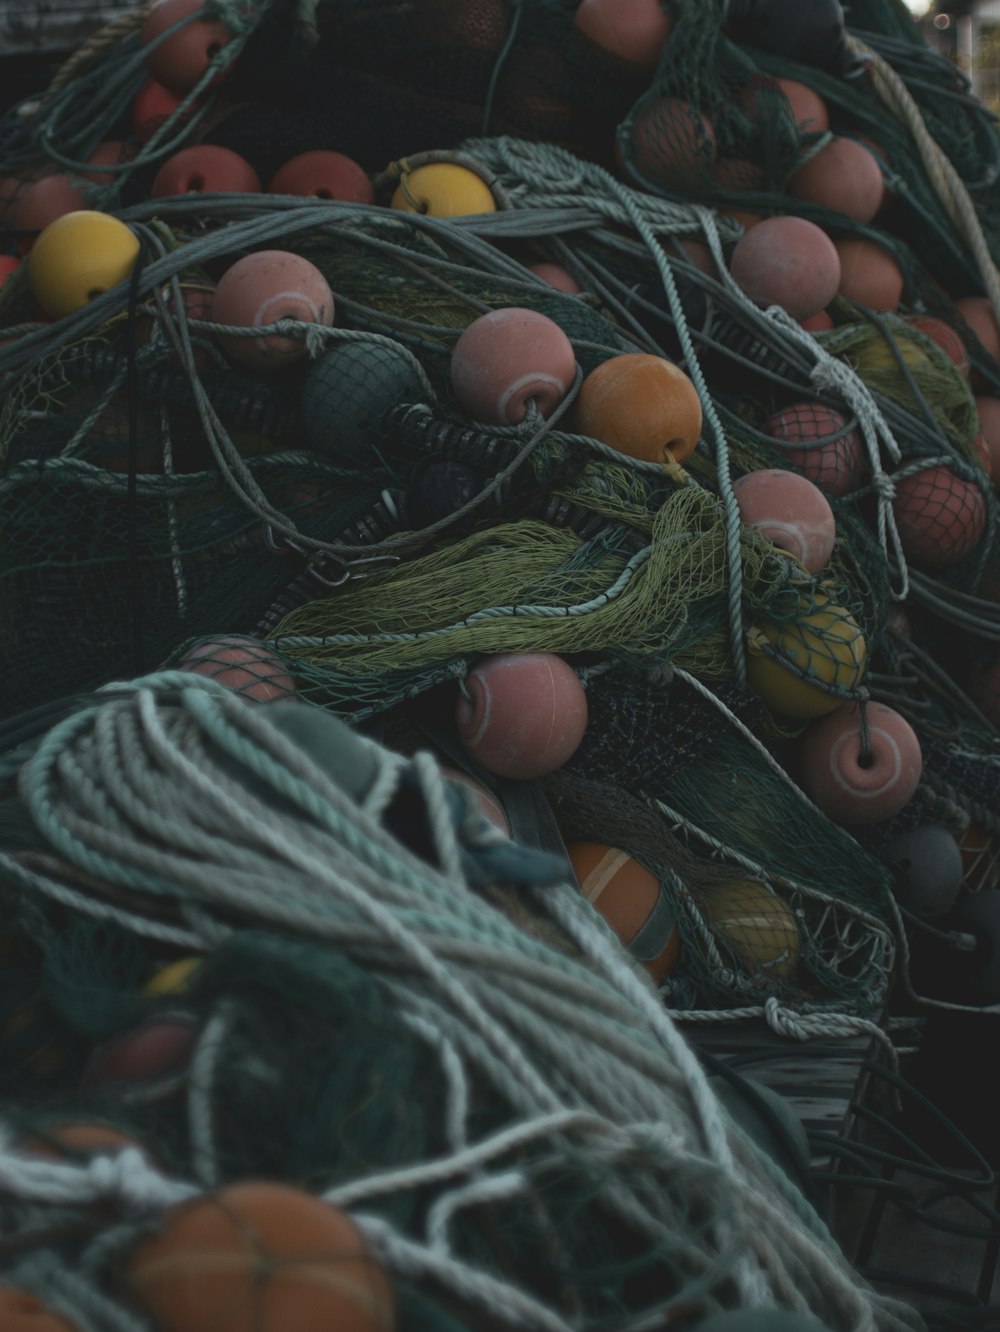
[[574, 352, 702, 464], [124, 1182, 395, 1332], [568, 842, 681, 983]]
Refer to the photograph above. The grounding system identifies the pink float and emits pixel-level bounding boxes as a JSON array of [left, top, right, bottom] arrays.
[[178, 635, 296, 702], [730, 215, 841, 321], [573, 0, 671, 66], [800, 701, 922, 826], [455, 652, 588, 779], [451, 307, 577, 425], [733, 468, 836, 572], [764, 401, 866, 496], [211, 250, 334, 372], [892, 464, 987, 572], [788, 137, 885, 224]]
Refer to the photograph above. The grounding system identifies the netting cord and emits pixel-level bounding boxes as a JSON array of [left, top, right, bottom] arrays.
[[846, 33, 1000, 328], [9, 674, 919, 1329], [461, 137, 748, 687]]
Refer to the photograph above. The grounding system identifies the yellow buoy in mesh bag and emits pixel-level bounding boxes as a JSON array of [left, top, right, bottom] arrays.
[[746, 593, 866, 719], [390, 164, 496, 217], [702, 879, 800, 981]]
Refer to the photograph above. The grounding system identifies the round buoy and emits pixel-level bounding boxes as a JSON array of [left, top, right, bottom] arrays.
[[451, 307, 577, 425], [269, 151, 374, 204], [528, 262, 581, 293], [573, 0, 671, 67], [177, 635, 296, 702], [788, 136, 884, 223], [892, 464, 987, 573], [730, 215, 841, 321], [628, 96, 716, 188], [29, 211, 140, 319], [764, 402, 865, 497], [211, 251, 333, 372], [955, 296, 1000, 365], [574, 352, 702, 464], [13, 174, 89, 254], [835, 237, 905, 311], [123, 1182, 395, 1332], [776, 77, 829, 133], [301, 340, 427, 465], [799, 701, 922, 826], [140, 0, 235, 94], [905, 314, 969, 378], [456, 653, 588, 780], [84, 1018, 196, 1090], [391, 163, 495, 216], [702, 880, 800, 981], [132, 78, 190, 144], [733, 468, 836, 572], [881, 824, 963, 920], [151, 145, 260, 197], [439, 767, 511, 836], [567, 842, 681, 983]]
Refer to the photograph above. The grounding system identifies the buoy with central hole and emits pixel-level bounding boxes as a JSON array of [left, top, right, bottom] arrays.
[[28, 211, 140, 320], [880, 824, 963, 920], [0, 1288, 83, 1332], [123, 1181, 395, 1332], [764, 401, 866, 496], [450, 307, 577, 425], [799, 701, 922, 826], [733, 469, 836, 572], [701, 879, 800, 981], [891, 464, 987, 572], [567, 842, 681, 983], [151, 145, 260, 197], [177, 635, 296, 702], [730, 215, 841, 321], [390, 163, 495, 216], [300, 340, 427, 465], [140, 0, 235, 94], [574, 352, 702, 464], [834, 236, 905, 311], [627, 96, 716, 188], [572, 0, 672, 68], [268, 151, 374, 204], [455, 653, 588, 780], [746, 595, 867, 719], [211, 250, 334, 372], [788, 137, 884, 223]]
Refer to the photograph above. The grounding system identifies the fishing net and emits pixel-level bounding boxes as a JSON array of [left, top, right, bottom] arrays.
[[0, 673, 924, 1332]]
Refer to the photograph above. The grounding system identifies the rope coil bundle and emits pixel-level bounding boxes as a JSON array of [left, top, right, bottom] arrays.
[[0, 673, 921, 1331]]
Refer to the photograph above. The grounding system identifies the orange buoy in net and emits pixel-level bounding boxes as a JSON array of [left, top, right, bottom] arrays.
[[567, 842, 681, 983], [764, 401, 866, 497], [574, 352, 702, 465], [891, 464, 987, 573], [123, 1182, 395, 1332], [177, 635, 296, 703]]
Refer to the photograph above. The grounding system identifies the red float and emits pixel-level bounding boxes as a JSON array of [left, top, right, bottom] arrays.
[[730, 215, 841, 321], [268, 151, 374, 204], [151, 145, 260, 197]]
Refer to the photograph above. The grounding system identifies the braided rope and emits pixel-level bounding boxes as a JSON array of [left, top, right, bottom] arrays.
[[846, 32, 1000, 326]]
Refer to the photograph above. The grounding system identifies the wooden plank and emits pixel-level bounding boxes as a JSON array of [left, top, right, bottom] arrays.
[[0, 1, 133, 56]]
